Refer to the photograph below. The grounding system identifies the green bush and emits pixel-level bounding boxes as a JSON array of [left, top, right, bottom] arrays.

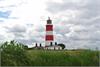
[[0, 40, 31, 66]]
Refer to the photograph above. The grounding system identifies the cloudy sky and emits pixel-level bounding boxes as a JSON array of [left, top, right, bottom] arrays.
[[0, 0, 100, 50]]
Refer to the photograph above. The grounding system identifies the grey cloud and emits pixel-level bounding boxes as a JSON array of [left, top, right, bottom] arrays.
[[47, 0, 100, 19], [66, 40, 100, 50], [15, 39, 35, 45], [29, 31, 45, 43], [3, 25, 27, 39], [13, 24, 45, 45], [54, 24, 71, 35], [13, 33, 25, 38], [6, 25, 27, 33], [46, 0, 87, 13], [26, 24, 34, 27], [35, 26, 44, 32], [80, 0, 100, 19], [0, 34, 5, 40]]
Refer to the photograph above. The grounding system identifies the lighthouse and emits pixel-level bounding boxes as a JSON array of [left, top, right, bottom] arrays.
[[45, 17, 54, 47]]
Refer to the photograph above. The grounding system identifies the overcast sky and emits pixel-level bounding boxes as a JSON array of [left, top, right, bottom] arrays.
[[0, 0, 100, 50]]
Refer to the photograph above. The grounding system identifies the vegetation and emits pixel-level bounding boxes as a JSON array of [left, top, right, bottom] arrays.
[[0, 40, 31, 66], [0, 40, 99, 66]]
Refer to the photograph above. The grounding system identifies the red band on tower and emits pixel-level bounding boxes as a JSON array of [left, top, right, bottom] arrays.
[[46, 25, 53, 31], [45, 35, 54, 41]]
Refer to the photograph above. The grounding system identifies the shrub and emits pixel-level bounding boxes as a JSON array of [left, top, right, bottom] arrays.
[[0, 40, 31, 66]]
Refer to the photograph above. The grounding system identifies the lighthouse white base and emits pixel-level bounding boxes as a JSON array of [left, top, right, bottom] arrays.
[[45, 41, 53, 47]]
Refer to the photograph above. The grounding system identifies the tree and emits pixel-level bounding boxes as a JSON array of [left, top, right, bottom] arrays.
[[23, 45, 28, 50], [58, 43, 65, 49], [10, 40, 15, 45]]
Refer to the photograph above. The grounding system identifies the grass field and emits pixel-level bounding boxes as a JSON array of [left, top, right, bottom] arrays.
[[1, 41, 100, 66], [26, 50, 99, 66]]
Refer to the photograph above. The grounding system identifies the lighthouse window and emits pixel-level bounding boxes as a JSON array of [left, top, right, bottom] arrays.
[[47, 20, 52, 24]]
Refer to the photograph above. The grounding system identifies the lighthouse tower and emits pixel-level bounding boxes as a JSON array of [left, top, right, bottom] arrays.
[[45, 17, 54, 47]]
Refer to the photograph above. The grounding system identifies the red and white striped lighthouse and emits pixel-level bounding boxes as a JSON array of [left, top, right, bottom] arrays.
[[45, 17, 54, 46]]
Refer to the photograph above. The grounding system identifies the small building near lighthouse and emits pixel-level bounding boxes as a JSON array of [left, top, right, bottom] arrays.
[[45, 45, 62, 50]]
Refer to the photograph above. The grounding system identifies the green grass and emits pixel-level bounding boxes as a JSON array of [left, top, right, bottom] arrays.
[[26, 50, 99, 66], [1, 41, 99, 66]]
